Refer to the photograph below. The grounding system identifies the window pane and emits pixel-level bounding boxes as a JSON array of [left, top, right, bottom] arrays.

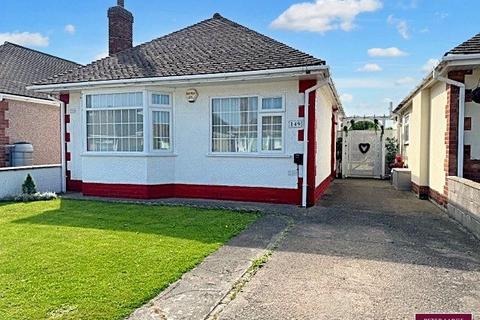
[[262, 116, 283, 151], [212, 97, 258, 153], [86, 109, 143, 152], [86, 92, 143, 109], [152, 111, 171, 150], [152, 94, 170, 105], [262, 97, 282, 110]]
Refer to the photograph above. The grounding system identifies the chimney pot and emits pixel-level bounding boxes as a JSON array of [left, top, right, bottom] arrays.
[[117, 0, 124, 7]]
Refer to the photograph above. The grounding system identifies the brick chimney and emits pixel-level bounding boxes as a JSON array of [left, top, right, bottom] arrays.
[[108, 0, 133, 55]]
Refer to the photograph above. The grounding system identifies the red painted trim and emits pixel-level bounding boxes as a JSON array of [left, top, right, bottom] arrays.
[[67, 180, 84, 192], [59, 94, 70, 104], [298, 105, 305, 118], [80, 182, 301, 205], [313, 175, 333, 203], [65, 132, 71, 142], [330, 112, 336, 177], [65, 114, 70, 124], [299, 79, 317, 206], [65, 152, 71, 161], [297, 129, 304, 141]]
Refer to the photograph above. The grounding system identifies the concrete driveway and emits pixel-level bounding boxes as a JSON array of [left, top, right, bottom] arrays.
[[218, 179, 480, 320]]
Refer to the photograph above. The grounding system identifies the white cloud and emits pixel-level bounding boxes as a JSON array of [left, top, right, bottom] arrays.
[[368, 47, 408, 57], [0, 32, 49, 47], [93, 51, 109, 61], [395, 77, 416, 86], [271, 0, 382, 33], [357, 63, 382, 72], [421, 58, 439, 73], [64, 24, 76, 35], [340, 93, 354, 103], [387, 15, 409, 39]]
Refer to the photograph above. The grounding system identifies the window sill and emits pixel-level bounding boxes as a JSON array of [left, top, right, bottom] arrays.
[[81, 152, 178, 158], [206, 153, 292, 159]]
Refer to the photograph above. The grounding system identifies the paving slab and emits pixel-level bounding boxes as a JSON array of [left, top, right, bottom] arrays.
[[126, 214, 290, 320]]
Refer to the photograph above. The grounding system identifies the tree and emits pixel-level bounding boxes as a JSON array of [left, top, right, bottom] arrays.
[[22, 174, 37, 195]]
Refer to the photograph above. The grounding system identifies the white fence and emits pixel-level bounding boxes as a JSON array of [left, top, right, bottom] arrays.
[[0, 164, 62, 199]]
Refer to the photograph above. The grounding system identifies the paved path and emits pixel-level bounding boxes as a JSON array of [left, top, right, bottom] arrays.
[[127, 214, 290, 320], [217, 179, 480, 320]]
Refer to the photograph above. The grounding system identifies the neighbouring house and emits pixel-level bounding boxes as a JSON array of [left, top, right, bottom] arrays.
[[393, 33, 480, 207], [0, 42, 80, 167], [30, 1, 343, 207]]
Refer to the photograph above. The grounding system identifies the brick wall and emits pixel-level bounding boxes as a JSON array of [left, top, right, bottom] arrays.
[[447, 176, 480, 239], [108, 5, 133, 55], [0, 100, 9, 167]]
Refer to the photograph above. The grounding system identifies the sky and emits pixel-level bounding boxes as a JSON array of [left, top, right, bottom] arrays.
[[1, 0, 479, 116]]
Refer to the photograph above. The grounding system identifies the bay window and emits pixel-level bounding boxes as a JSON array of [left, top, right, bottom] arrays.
[[211, 96, 284, 153], [151, 92, 172, 151], [86, 92, 144, 152]]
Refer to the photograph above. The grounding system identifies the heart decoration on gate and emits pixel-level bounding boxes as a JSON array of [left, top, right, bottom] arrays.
[[359, 143, 370, 154]]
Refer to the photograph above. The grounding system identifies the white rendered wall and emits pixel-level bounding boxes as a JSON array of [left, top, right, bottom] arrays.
[[0, 165, 62, 198], [66, 79, 332, 189], [428, 81, 447, 194], [315, 86, 334, 187]]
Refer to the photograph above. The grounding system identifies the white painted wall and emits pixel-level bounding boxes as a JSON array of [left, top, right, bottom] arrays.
[[0, 165, 62, 198], [67, 79, 326, 189], [315, 86, 333, 186]]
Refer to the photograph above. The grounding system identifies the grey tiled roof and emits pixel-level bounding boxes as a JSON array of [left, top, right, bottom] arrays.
[[445, 32, 480, 55], [35, 13, 325, 86], [0, 42, 80, 99]]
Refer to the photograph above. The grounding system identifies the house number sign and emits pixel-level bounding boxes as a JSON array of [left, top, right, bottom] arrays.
[[186, 89, 199, 103], [288, 119, 304, 129]]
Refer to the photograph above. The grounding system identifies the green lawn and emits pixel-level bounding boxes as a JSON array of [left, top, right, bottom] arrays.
[[0, 199, 257, 320]]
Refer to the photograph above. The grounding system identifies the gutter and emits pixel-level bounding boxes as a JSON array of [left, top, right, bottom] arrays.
[[0, 93, 60, 106], [433, 70, 465, 177], [302, 77, 331, 208], [48, 95, 67, 193], [27, 65, 329, 92]]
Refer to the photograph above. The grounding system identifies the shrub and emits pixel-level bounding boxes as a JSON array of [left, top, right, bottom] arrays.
[[22, 174, 37, 195], [14, 192, 57, 202]]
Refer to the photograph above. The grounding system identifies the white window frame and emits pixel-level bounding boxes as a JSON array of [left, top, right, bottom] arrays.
[[403, 114, 410, 145], [82, 89, 175, 156], [149, 91, 173, 153], [209, 94, 286, 156], [83, 91, 145, 154], [150, 92, 171, 107], [260, 95, 285, 113], [259, 112, 285, 153]]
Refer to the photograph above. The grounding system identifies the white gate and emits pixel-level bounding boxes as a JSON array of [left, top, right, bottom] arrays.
[[343, 131, 383, 178], [341, 116, 389, 179]]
